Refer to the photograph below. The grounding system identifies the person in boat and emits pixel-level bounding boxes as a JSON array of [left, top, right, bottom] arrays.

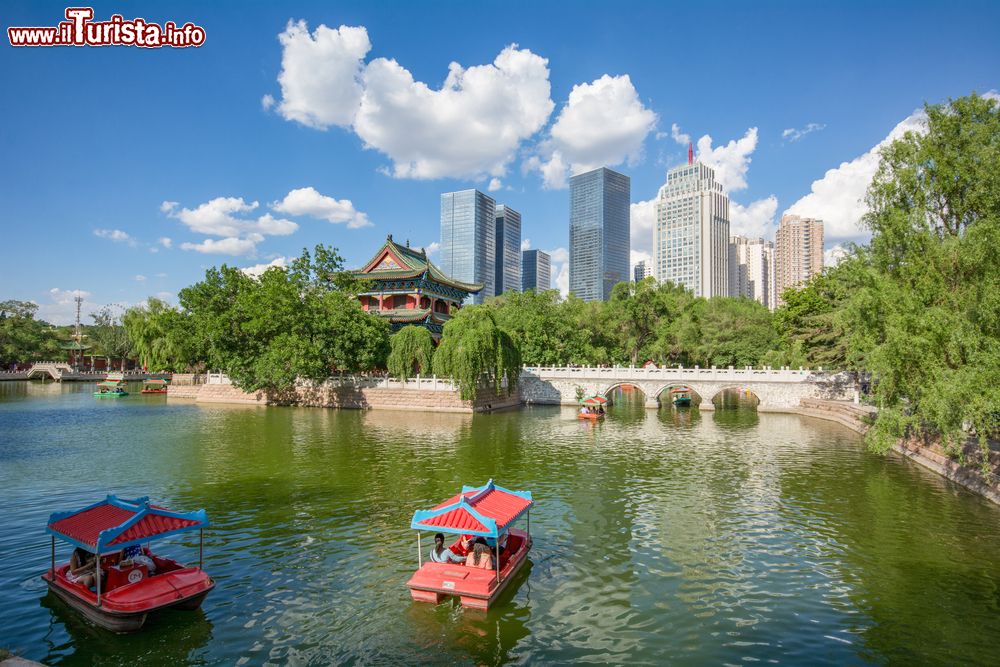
[[429, 533, 464, 564], [67, 547, 97, 588], [466, 542, 495, 570], [580, 405, 590, 415], [485, 531, 508, 556]]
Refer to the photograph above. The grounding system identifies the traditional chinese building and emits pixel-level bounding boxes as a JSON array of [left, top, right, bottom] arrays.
[[353, 235, 483, 339]]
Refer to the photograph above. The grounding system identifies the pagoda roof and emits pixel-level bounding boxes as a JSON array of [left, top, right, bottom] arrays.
[[374, 308, 452, 324], [353, 235, 483, 294]]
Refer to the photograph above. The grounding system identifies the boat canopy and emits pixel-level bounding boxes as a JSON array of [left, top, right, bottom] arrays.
[[580, 395, 608, 405], [96, 380, 123, 388], [47, 495, 209, 554], [143, 379, 168, 385], [410, 479, 532, 538]]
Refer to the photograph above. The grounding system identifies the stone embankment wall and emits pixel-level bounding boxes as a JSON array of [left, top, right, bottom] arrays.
[[798, 398, 1000, 506], [169, 380, 519, 413]]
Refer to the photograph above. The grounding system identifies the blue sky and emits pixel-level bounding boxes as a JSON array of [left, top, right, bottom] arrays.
[[2, 0, 998, 323]]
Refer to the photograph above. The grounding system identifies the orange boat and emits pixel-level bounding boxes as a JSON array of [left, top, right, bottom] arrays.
[[140, 379, 169, 394], [577, 395, 607, 419], [407, 479, 533, 610]]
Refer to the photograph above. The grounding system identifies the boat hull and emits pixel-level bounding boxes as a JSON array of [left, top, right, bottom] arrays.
[[577, 413, 604, 420], [407, 528, 531, 610], [672, 398, 691, 407], [42, 564, 214, 633], [94, 392, 128, 397]]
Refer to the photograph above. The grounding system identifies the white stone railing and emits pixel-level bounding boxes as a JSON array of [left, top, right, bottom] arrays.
[[522, 365, 833, 383], [206, 372, 458, 392]]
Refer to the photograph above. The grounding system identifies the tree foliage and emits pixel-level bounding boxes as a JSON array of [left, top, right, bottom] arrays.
[[847, 93, 1000, 455], [387, 325, 435, 379], [488, 290, 598, 365], [432, 307, 521, 400], [0, 300, 60, 366], [123, 298, 198, 371], [178, 245, 390, 392], [89, 305, 134, 366]]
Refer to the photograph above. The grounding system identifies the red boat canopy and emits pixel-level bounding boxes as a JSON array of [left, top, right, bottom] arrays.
[[410, 479, 533, 538], [47, 495, 209, 554], [580, 396, 608, 405]]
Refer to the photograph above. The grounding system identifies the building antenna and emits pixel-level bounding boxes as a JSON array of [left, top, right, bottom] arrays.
[[688, 141, 694, 165]]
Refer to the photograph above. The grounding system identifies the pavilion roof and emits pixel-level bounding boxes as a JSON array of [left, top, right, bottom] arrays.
[[410, 479, 533, 538], [352, 235, 483, 294]]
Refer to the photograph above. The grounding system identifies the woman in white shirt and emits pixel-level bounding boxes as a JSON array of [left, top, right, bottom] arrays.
[[429, 532, 464, 564]]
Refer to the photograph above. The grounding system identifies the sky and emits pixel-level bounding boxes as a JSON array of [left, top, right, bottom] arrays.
[[2, 0, 998, 324]]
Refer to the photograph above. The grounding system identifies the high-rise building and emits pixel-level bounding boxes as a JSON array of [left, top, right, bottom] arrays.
[[633, 260, 651, 283], [522, 249, 551, 292], [440, 189, 496, 304], [653, 148, 730, 298], [569, 167, 630, 301], [774, 214, 824, 307], [729, 236, 774, 308], [494, 204, 522, 295]]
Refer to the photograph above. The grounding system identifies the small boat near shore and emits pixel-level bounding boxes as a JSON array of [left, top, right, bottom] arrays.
[[41, 495, 215, 632], [407, 479, 533, 610], [94, 380, 128, 397], [140, 379, 169, 394], [670, 388, 692, 407], [577, 395, 607, 419]]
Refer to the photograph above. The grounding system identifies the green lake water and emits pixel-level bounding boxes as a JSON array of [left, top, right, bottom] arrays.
[[2, 381, 1000, 665]]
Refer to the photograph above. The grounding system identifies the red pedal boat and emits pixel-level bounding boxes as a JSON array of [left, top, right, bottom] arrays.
[[407, 479, 533, 610], [41, 495, 215, 633]]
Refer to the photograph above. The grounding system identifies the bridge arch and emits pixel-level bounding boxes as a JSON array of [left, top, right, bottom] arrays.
[[651, 383, 703, 407], [602, 382, 647, 404], [710, 385, 761, 410]]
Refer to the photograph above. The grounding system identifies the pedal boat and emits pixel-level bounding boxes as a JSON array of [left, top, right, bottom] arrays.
[[94, 380, 128, 397], [41, 495, 214, 633], [577, 395, 607, 419], [670, 388, 692, 407], [407, 479, 533, 610], [140, 379, 169, 394]]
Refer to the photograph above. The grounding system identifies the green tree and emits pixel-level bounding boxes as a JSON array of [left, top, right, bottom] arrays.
[[386, 325, 435, 379], [432, 306, 521, 400], [0, 300, 61, 366], [849, 93, 1000, 458], [687, 297, 779, 368], [123, 297, 197, 371], [90, 305, 134, 369], [178, 245, 390, 392], [488, 289, 595, 366]]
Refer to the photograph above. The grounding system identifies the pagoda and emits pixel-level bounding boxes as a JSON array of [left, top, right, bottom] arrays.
[[352, 235, 482, 340]]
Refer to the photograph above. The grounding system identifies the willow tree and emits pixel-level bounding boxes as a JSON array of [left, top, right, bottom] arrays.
[[387, 325, 435, 380], [848, 93, 1000, 463], [432, 307, 521, 400]]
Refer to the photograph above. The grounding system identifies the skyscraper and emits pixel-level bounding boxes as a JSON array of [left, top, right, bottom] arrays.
[[569, 167, 630, 301], [633, 260, 651, 283], [522, 249, 551, 292], [729, 236, 774, 308], [440, 189, 495, 304], [653, 149, 730, 297], [774, 214, 824, 307], [494, 204, 522, 295]]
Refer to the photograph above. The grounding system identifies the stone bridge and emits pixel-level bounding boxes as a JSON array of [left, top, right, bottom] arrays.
[[0, 362, 163, 382], [519, 366, 854, 412]]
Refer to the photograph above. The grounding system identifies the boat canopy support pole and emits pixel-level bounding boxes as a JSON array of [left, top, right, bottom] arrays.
[[95, 552, 102, 607], [50, 536, 55, 579], [199, 529, 204, 571], [416, 532, 422, 568]]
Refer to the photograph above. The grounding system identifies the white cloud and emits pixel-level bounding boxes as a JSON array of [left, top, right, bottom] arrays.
[[423, 241, 440, 257], [160, 201, 178, 214], [93, 228, 135, 245], [274, 21, 370, 129], [629, 187, 664, 260], [134, 275, 147, 282], [730, 195, 779, 239], [630, 249, 652, 272], [272, 186, 372, 228], [528, 74, 657, 188], [180, 234, 263, 257], [824, 244, 848, 267], [241, 256, 289, 277], [168, 197, 298, 238], [544, 247, 569, 296], [261, 94, 275, 111], [35, 288, 96, 325], [520, 238, 531, 251], [154, 291, 175, 303], [782, 123, 826, 142], [488, 178, 502, 192], [158, 237, 172, 248], [695, 127, 758, 193], [785, 109, 927, 242], [670, 123, 690, 145], [270, 21, 554, 180]]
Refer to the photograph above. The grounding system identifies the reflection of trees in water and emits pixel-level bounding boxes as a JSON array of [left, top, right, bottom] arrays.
[[40, 592, 214, 665]]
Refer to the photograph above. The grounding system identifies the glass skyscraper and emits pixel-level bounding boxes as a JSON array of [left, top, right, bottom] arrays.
[[494, 204, 522, 295], [521, 249, 551, 292], [569, 167, 630, 301], [440, 189, 495, 304]]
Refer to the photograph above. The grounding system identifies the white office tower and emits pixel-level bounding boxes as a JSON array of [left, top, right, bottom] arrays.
[[653, 147, 730, 297], [729, 236, 774, 308]]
